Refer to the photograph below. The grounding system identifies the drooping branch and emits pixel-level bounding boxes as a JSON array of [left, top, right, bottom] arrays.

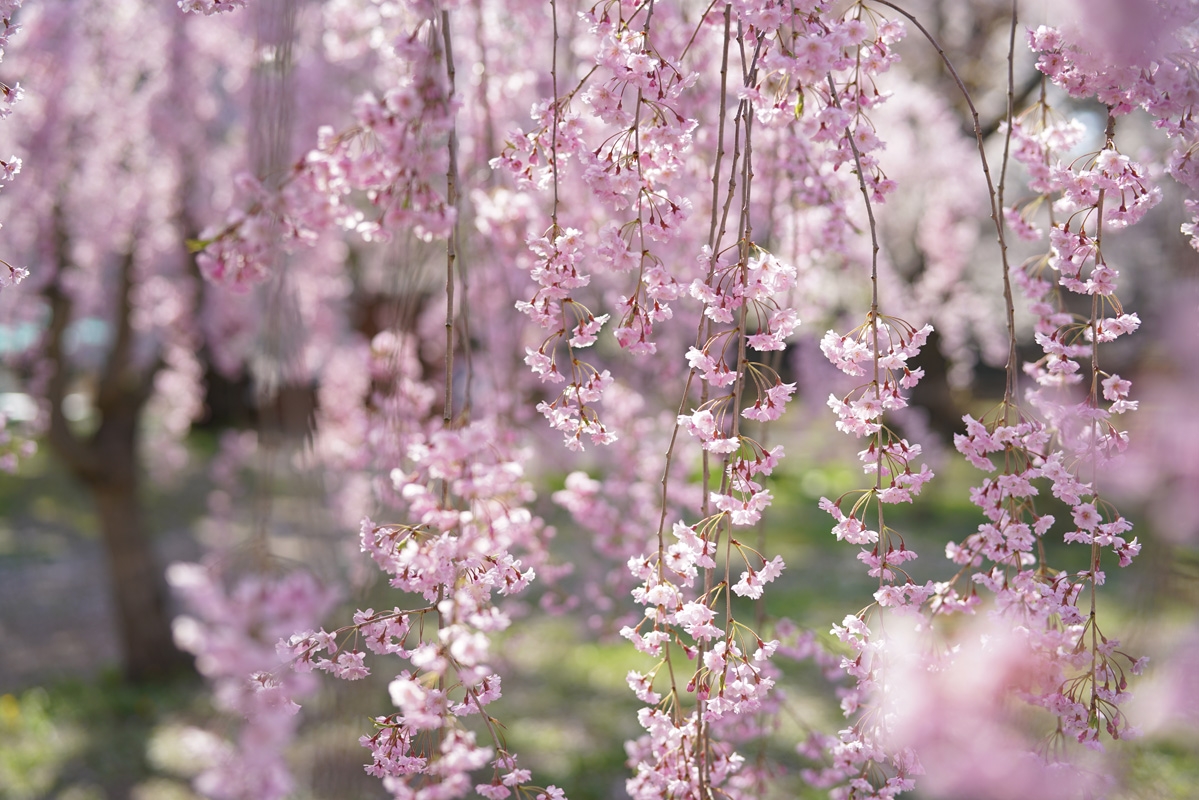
[[442, 7, 459, 433]]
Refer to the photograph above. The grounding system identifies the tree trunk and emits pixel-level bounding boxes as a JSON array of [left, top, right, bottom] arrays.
[[82, 393, 190, 682], [88, 467, 187, 682], [42, 219, 190, 682], [49, 409, 190, 682]]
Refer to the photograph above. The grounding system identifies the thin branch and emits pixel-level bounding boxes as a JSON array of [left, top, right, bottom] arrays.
[[830, 72, 884, 519], [550, 0, 560, 226], [870, 0, 1016, 401], [442, 8, 459, 433], [997, 0, 1020, 408]]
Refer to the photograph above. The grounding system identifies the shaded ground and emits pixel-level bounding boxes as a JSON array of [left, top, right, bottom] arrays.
[[0, 528, 200, 692]]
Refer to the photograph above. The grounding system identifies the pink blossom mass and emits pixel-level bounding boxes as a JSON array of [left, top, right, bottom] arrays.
[[2, 0, 1197, 798]]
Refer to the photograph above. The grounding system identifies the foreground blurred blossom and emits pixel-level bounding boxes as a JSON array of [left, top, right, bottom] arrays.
[[1127, 628, 1199, 737], [1107, 281, 1199, 546], [1060, 0, 1197, 70], [169, 562, 339, 800], [883, 617, 1107, 800]]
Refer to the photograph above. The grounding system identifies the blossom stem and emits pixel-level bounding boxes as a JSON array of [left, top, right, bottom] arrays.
[[997, 0, 1020, 411], [442, 8, 459, 441]]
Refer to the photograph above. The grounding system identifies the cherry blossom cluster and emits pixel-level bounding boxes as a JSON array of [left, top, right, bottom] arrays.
[[748, 15, 944, 785], [195, 1, 457, 289], [689, 248, 801, 360], [519, 225, 618, 451], [640, 604, 800, 785], [1022, 15, 1199, 249], [733, 2, 905, 207], [946, 412, 1051, 576], [619, 231, 800, 795], [1011, 91, 1144, 510], [673, 247, 798, 581], [575, 3, 699, 351], [498, 15, 696, 352], [0, 0, 22, 122], [1007, 123, 1159, 300], [680, 247, 800, 452], [920, 22, 1162, 761], [620, 515, 784, 800], [604, 72, 807, 780], [820, 317, 935, 497], [612, 4, 932, 794], [805, 613, 923, 798], [944, 402, 1148, 750], [623, 707, 752, 800], [1005, 108, 1145, 466], [169, 562, 340, 800], [205, 3, 560, 786], [0, 0, 23, 292], [496, 2, 705, 448], [803, 310, 936, 798], [177, 0, 246, 14], [279, 417, 557, 800]]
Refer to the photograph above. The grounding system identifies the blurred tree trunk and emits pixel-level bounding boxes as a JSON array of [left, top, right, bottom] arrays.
[[86, 403, 186, 682], [43, 232, 190, 682], [90, 468, 184, 681]]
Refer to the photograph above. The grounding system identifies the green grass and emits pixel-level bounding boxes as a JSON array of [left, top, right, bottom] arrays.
[[0, 671, 208, 800], [1121, 741, 1199, 800]]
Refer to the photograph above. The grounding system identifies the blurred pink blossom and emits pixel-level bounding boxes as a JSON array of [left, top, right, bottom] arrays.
[[884, 617, 1108, 800]]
